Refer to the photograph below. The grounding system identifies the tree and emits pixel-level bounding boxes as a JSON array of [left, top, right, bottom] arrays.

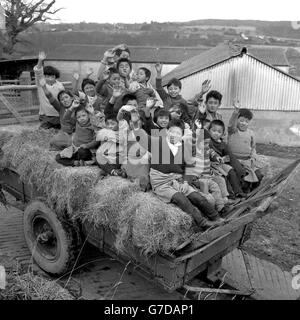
[[0, 0, 61, 56]]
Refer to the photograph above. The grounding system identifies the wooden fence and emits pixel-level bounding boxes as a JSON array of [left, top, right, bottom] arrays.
[[0, 71, 72, 126]]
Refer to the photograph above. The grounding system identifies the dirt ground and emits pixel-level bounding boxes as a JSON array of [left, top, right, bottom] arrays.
[[243, 145, 300, 272]]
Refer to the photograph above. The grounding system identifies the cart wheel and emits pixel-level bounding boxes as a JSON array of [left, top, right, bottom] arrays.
[[23, 198, 80, 275]]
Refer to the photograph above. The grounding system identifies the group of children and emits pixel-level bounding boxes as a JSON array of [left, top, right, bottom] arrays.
[[34, 44, 265, 231]]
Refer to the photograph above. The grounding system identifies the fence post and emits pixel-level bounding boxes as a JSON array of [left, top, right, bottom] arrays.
[[19, 71, 33, 109]]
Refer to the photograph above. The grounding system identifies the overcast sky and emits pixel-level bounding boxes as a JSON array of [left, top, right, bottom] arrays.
[[54, 0, 300, 23]]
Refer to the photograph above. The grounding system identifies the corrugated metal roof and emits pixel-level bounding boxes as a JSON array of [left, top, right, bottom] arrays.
[[46, 44, 209, 64], [162, 43, 291, 85], [173, 54, 300, 111]]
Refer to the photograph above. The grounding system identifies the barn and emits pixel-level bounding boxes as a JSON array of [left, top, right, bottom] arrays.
[[45, 44, 209, 86], [163, 43, 300, 146]]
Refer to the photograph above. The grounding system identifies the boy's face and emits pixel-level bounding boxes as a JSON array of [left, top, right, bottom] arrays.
[[59, 93, 73, 108], [156, 116, 169, 128], [76, 110, 90, 126], [126, 99, 138, 108], [209, 125, 224, 141], [167, 126, 183, 145], [45, 74, 56, 86], [109, 73, 121, 87], [83, 84, 96, 97], [118, 62, 131, 78], [206, 97, 221, 113], [167, 84, 181, 98], [237, 116, 250, 132], [137, 69, 148, 84], [106, 119, 118, 131]]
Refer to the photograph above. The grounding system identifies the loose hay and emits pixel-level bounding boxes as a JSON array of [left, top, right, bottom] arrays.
[[48, 166, 101, 216], [80, 177, 140, 229], [115, 192, 193, 256]]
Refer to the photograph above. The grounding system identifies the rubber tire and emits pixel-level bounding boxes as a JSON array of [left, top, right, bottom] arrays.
[[23, 198, 79, 275]]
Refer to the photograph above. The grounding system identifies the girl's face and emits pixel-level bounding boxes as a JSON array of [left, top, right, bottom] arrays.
[[156, 116, 169, 128], [167, 84, 181, 98], [59, 93, 73, 108], [167, 126, 183, 145], [209, 125, 224, 141], [109, 73, 121, 87], [237, 116, 250, 132], [137, 69, 148, 84], [83, 84, 96, 97], [206, 97, 221, 113], [76, 110, 90, 126], [118, 62, 131, 78], [45, 74, 56, 86]]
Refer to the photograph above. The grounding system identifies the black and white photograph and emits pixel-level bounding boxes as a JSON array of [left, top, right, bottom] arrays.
[[0, 0, 299, 304]]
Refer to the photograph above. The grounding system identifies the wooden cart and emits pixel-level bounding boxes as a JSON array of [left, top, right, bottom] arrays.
[[1, 159, 299, 293]]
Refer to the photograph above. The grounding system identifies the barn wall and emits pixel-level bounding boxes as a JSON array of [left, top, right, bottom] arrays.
[[176, 55, 300, 112], [45, 60, 177, 86], [221, 109, 300, 147]]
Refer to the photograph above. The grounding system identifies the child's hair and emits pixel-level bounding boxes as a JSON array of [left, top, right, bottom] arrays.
[[206, 90, 223, 103], [57, 90, 74, 102], [75, 105, 89, 118], [105, 114, 118, 123], [167, 78, 182, 89], [167, 119, 185, 132], [238, 108, 253, 120], [154, 109, 171, 123], [81, 78, 96, 91], [44, 66, 60, 78], [108, 67, 119, 78], [122, 93, 137, 105], [139, 67, 151, 81], [115, 47, 131, 57], [116, 58, 132, 71], [209, 119, 225, 133]]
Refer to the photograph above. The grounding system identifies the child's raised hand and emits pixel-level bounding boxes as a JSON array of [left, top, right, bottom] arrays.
[[131, 71, 138, 81], [71, 99, 80, 110], [112, 86, 123, 99], [216, 155, 224, 164], [86, 68, 94, 78], [103, 49, 115, 62], [194, 119, 202, 129], [197, 99, 206, 114], [233, 98, 241, 111], [73, 72, 80, 81], [200, 79, 212, 95], [155, 63, 163, 75], [146, 98, 156, 109], [103, 69, 110, 80], [39, 77, 46, 87], [38, 51, 47, 61]]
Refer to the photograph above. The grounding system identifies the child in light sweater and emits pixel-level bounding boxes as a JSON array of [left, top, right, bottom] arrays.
[[228, 106, 264, 191]]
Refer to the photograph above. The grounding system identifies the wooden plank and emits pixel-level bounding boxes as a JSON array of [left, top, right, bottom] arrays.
[[0, 106, 39, 116], [222, 249, 253, 291], [0, 114, 39, 126], [0, 94, 27, 124], [242, 251, 300, 300]]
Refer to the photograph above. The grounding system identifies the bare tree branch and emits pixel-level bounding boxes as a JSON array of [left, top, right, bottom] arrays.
[[1, 0, 62, 55]]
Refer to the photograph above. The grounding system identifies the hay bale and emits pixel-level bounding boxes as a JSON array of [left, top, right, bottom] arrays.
[[80, 177, 140, 229], [48, 166, 101, 216], [115, 192, 193, 256]]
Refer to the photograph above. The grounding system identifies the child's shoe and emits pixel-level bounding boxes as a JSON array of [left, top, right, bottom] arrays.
[[74, 160, 80, 167]]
